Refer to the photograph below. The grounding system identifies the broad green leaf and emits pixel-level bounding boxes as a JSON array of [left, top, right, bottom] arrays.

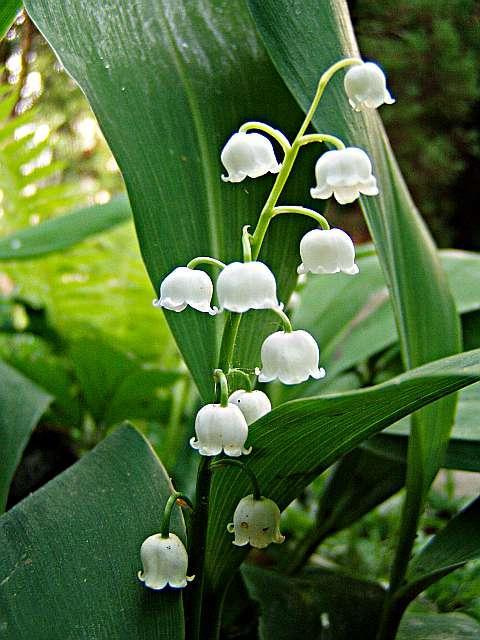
[[243, 565, 385, 640], [372, 383, 480, 472], [406, 496, 480, 595], [0, 359, 51, 513], [397, 612, 480, 639], [0, 196, 131, 260], [25, 0, 315, 401], [0, 425, 186, 639], [205, 348, 480, 594], [247, 0, 460, 496], [0, 1, 21, 40]]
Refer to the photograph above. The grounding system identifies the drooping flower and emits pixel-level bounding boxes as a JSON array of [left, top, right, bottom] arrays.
[[298, 228, 359, 276], [138, 533, 194, 590], [227, 495, 285, 549], [221, 132, 280, 183], [154, 266, 217, 315], [217, 261, 279, 313], [228, 389, 272, 425], [190, 403, 252, 457], [344, 62, 395, 112], [310, 147, 379, 205], [256, 330, 325, 385]]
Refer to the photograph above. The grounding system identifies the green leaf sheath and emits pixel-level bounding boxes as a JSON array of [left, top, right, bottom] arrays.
[[0, 425, 186, 640], [0, 196, 132, 261], [24, 0, 316, 401], [205, 348, 480, 594], [0, 360, 51, 513], [0, 1, 22, 40]]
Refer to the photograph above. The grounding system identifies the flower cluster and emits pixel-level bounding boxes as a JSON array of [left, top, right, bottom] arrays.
[[139, 59, 393, 589]]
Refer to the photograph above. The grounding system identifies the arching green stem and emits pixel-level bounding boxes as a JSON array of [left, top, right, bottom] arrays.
[[187, 256, 226, 270], [298, 133, 345, 150], [273, 206, 330, 230], [272, 306, 292, 333], [210, 459, 261, 501], [242, 225, 252, 262], [239, 120, 291, 156], [161, 491, 194, 538], [228, 368, 253, 392], [213, 368, 229, 407]]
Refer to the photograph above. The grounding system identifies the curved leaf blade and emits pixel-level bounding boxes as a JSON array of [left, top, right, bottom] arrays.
[[0, 195, 132, 260], [0, 359, 51, 513], [206, 348, 480, 593], [25, 0, 313, 400], [0, 425, 186, 639]]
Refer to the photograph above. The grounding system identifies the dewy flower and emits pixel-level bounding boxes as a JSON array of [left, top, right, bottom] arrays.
[[298, 228, 359, 276], [190, 403, 252, 457], [344, 62, 395, 112], [228, 389, 272, 425], [256, 329, 325, 385], [221, 131, 280, 183], [310, 147, 379, 205], [138, 533, 194, 590], [217, 261, 279, 313], [227, 495, 285, 549], [153, 266, 217, 315]]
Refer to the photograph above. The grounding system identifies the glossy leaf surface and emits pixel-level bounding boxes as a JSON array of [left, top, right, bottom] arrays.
[[25, 0, 315, 400], [0, 425, 186, 639], [0, 359, 51, 513]]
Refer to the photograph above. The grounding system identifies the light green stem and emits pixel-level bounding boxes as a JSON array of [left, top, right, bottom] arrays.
[[298, 133, 345, 150], [161, 491, 194, 538], [239, 120, 291, 155], [213, 368, 229, 407], [272, 306, 292, 333], [210, 459, 261, 501], [187, 256, 226, 270], [242, 225, 252, 262], [273, 206, 330, 230], [228, 368, 253, 391]]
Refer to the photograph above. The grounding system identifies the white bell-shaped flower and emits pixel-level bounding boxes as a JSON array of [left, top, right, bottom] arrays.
[[256, 330, 325, 385], [228, 389, 272, 425], [298, 228, 359, 276], [227, 494, 285, 549], [221, 131, 280, 183], [138, 533, 194, 590], [217, 261, 279, 313], [310, 147, 379, 205], [190, 403, 252, 457], [344, 62, 395, 112], [154, 266, 217, 315]]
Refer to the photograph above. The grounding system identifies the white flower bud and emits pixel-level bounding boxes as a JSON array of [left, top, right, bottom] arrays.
[[344, 62, 395, 112], [310, 147, 379, 205], [217, 261, 279, 313], [256, 330, 325, 385], [221, 132, 280, 183], [298, 228, 359, 276], [154, 266, 218, 315], [138, 533, 194, 590], [227, 495, 285, 549], [190, 403, 252, 457], [228, 389, 271, 425]]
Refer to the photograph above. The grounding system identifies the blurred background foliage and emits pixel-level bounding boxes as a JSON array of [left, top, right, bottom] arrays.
[[1, 1, 480, 628]]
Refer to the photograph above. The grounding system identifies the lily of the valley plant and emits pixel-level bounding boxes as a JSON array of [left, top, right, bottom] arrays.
[[140, 54, 394, 625]]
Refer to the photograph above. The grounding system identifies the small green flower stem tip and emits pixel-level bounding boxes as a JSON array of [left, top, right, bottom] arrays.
[[272, 206, 330, 230], [273, 306, 293, 333], [187, 256, 226, 270], [210, 459, 261, 501], [228, 368, 253, 392], [160, 491, 194, 538], [242, 225, 252, 262], [213, 369, 229, 407]]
